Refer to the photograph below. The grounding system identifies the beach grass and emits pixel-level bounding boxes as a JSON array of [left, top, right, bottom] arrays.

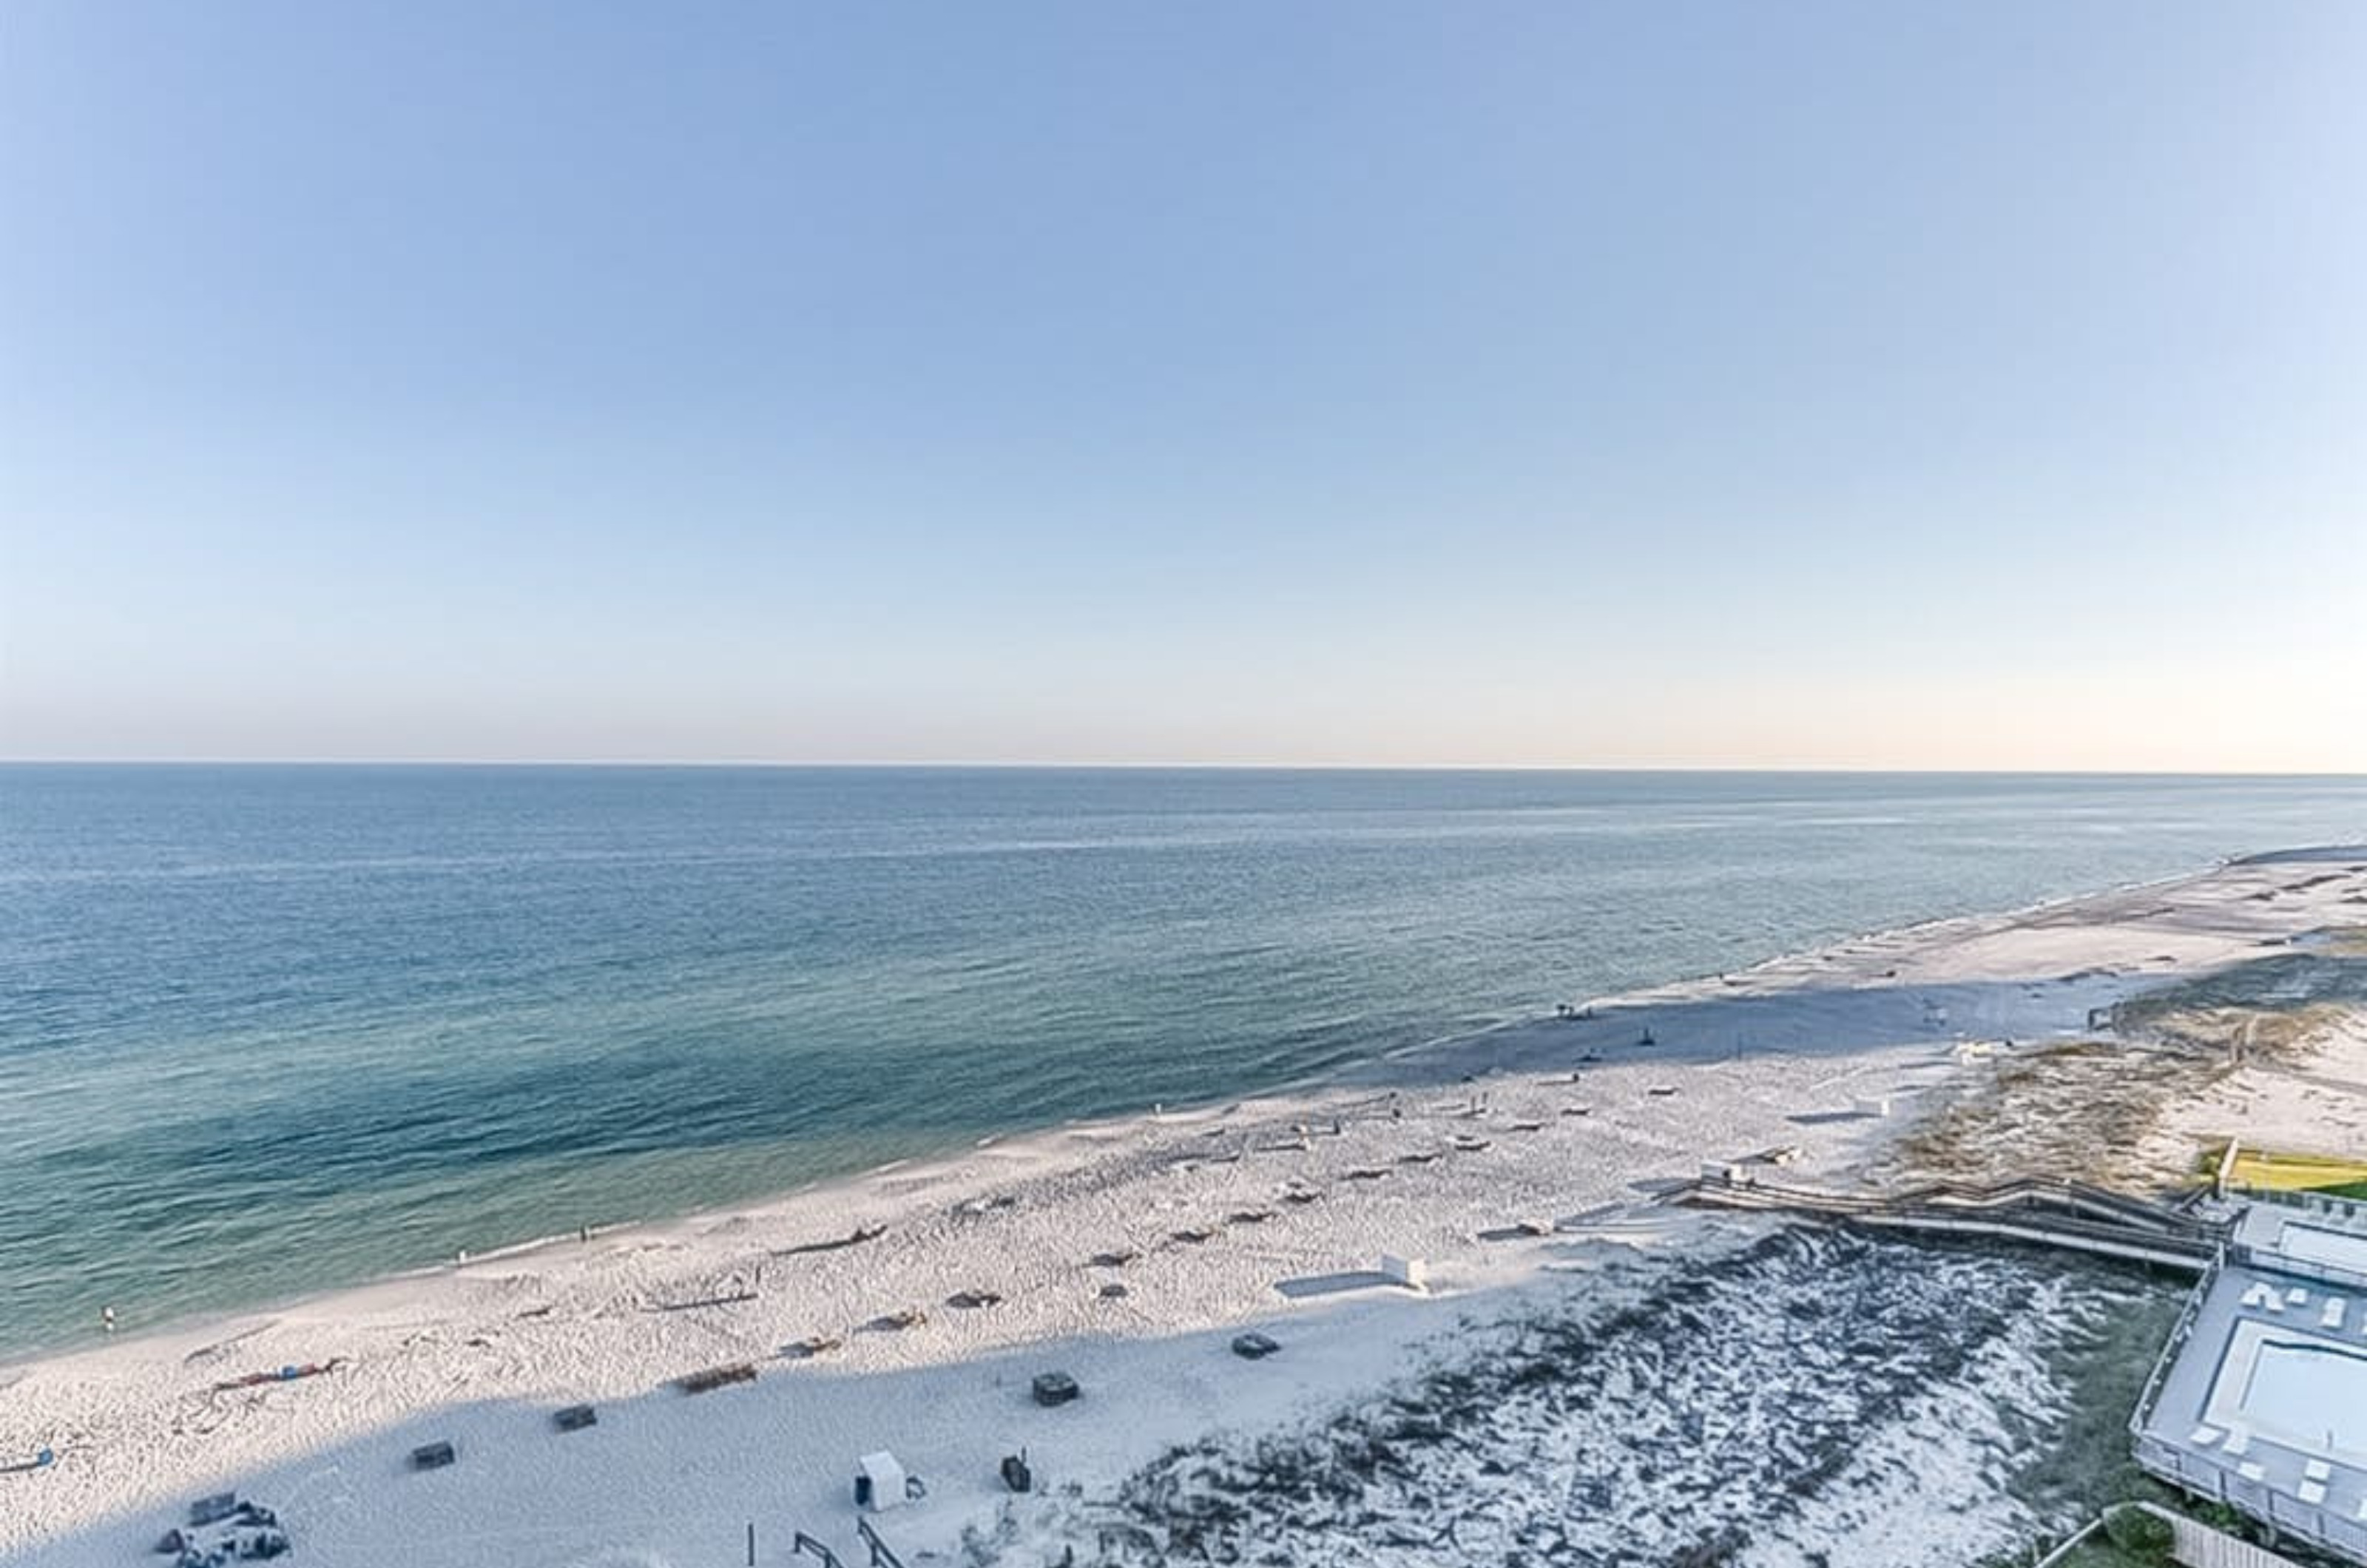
[[2055, 1541, 2155, 1568], [2006, 1264, 2184, 1526]]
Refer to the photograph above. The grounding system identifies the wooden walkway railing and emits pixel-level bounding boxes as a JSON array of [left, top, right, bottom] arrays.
[[1678, 1172, 2226, 1273]]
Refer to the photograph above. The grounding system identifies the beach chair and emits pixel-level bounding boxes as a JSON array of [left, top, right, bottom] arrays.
[[678, 1362, 758, 1393], [2322, 1297, 2347, 1331], [780, 1334, 844, 1359]]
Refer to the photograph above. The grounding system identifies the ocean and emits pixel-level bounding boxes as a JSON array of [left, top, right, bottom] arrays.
[[1, 766, 2360, 1357]]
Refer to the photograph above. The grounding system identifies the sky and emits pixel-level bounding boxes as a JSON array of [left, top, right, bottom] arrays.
[[1, 2, 2361, 770]]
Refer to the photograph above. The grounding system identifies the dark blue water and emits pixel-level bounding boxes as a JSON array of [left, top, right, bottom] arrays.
[[1, 766, 2360, 1355]]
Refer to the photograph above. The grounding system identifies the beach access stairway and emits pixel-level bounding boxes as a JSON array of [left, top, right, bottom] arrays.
[[1678, 1172, 2227, 1273]]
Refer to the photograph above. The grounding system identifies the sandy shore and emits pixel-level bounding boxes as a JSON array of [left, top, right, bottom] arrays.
[[6, 851, 2365, 1567]]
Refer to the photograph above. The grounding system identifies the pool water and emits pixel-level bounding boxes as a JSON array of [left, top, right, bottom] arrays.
[[2243, 1336, 2367, 1456]]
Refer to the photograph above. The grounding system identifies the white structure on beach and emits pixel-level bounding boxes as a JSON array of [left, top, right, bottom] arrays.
[[855, 1451, 909, 1513]]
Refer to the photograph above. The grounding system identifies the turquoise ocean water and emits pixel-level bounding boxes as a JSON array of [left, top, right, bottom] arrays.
[[1, 766, 2360, 1357]]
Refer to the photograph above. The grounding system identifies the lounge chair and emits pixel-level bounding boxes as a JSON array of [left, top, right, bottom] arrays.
[[780, 1335, 844, 1359]]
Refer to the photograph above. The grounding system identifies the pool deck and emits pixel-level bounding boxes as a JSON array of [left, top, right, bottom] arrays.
[[2135, 1194, 2367, 1564]]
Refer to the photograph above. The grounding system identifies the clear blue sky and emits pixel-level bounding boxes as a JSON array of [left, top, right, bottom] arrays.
[[3, 2, 2361, 768]]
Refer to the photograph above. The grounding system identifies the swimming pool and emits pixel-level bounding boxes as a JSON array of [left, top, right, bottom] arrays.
[[2216, 1322, 2367, 1458]]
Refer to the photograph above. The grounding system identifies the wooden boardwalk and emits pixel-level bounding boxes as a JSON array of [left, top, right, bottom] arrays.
[[1678, 1172, 2226, 1273]]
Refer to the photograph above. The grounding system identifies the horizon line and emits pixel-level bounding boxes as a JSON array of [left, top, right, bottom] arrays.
[[4, 757, 2365, 778]]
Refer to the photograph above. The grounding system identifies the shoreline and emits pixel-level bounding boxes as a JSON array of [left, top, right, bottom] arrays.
[[7, 849, 2366, 1565], [0, 854, 2224, 1376], [3, 842, 2336, 1371], [0, 860, 2136, 1372], [4, 847, 2348, 1373]]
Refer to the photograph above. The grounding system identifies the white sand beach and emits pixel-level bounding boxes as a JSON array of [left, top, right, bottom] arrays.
[[6, 853, 2366, 1567]]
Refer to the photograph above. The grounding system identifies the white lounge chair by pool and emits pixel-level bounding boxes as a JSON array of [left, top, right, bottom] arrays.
[[2190, 1425, 2223, 1447], [2286, 1286, 2309, 1306], [2305, 1459, 2332, 1481], [2224, 1430, 2252, 1457], [2324, 1298, 2348, 1331], [2238, 1461, 2266, 1482], [2298, 1479, 2326, 1506]]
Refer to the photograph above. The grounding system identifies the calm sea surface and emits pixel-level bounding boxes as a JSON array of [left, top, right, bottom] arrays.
[[1, 766, 2360, 1356]]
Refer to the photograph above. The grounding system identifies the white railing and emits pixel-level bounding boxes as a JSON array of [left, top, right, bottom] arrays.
[[2130, 1433, 2367, 1564], [2129, 1250, 2223, 1440]]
